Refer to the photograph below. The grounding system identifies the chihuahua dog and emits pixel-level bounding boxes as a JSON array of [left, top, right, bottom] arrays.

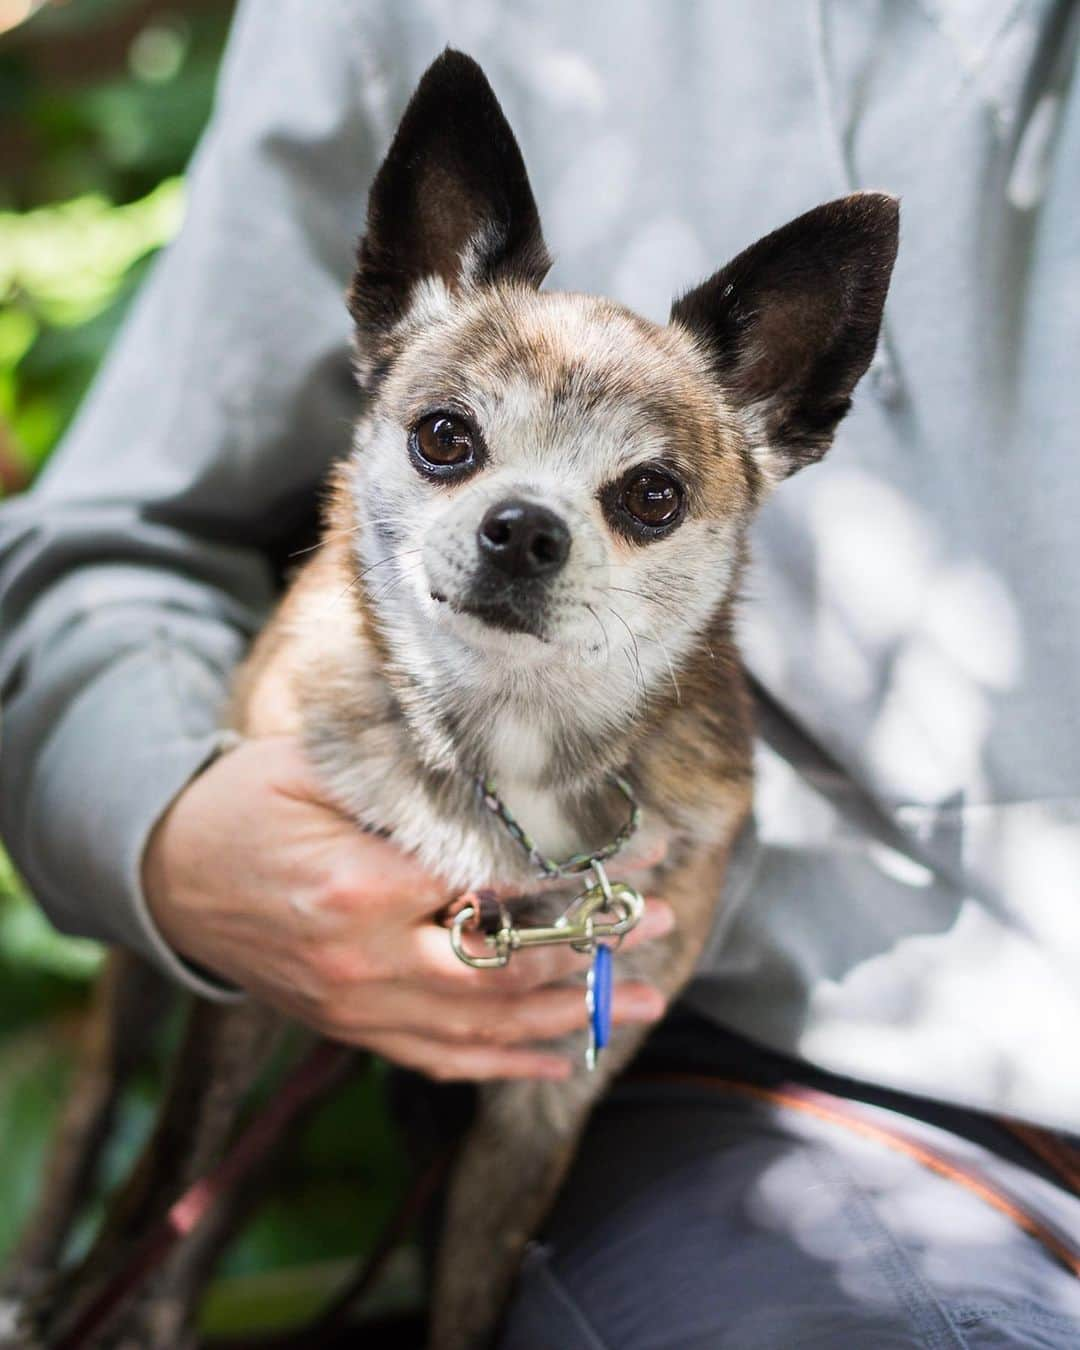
[[12, 48, 897, 1350]]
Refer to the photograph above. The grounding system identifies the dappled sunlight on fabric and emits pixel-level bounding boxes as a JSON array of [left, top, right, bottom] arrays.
[[753, 1144, 1001, 1276], [799, 468, 1025, 803], [865, 841, 934, 888], [869, 637, 994, 801], [427, 6, 608, 114], [752, 742, 849, 849], [749, 1150, 889, 1306], [612, 216, 710, 322], [959, 802, 1080, 974], [751, 742, 933, 888], [519, 47, 607, 112], [805, 900, 1080, 1104], [548, 135, 635, 253], [420, 0, 500, 46], [881, 1172, 1013, 1251], [814, 610, 875, 702], [922, 562, 1022, 690], [810, 471, 936, 650]]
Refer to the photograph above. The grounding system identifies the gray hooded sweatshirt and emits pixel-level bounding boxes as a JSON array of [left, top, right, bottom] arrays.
[[1, 0, 1078, 1131]]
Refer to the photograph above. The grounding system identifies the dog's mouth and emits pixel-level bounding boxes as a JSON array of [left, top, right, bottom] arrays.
[[430, 589, 549, 641]]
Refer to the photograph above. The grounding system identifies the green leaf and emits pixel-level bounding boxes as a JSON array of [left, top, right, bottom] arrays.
[[0, 851, 104, 983]]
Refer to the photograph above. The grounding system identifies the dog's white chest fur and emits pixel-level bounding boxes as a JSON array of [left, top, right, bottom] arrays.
[[485, 709, 579, 860]]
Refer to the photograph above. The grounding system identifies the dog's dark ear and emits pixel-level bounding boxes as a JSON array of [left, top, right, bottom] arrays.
[[671, 193, 899, 479], [349, 49, 550, 343]]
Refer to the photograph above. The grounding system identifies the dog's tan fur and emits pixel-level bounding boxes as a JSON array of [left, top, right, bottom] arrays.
[[232, 477, 752, 1350], [7, 49, 896, 1350], [224, 241, 767, 1350]]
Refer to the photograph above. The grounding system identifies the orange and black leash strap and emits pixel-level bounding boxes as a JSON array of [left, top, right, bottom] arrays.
[[633, 1073, 1080, 1281], [50, 1042, 356, 1350], [1002, 1118, 1080, 1201], [49, 1056, 1080, 1347]]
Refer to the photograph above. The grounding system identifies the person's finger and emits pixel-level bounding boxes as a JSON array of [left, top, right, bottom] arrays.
[[325, 978, 665, 1045], [288, 837, 452, 929], [399, 924, 590, 993], [408, 897, 675, 993], [361, 1030, 573, 1082], [618, 899, 676, 952], [259, 738, 452, 903]]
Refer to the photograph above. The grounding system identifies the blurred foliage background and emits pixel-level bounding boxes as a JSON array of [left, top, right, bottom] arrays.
[[0, 1, 412, 1336]]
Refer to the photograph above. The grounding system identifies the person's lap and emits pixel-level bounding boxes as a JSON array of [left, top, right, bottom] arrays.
[[497, 1016, 1080, 1349]]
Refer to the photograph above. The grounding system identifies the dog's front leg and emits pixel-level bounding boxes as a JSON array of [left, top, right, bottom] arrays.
[[430, 836, 739, 1350], [428, 1057, 633, 1350]]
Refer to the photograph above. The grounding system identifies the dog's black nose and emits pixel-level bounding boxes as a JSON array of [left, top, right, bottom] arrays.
[[477, 500, 570, 579]]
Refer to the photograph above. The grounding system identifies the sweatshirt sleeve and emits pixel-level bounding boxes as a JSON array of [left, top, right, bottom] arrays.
[[0, 0, 389, 997]]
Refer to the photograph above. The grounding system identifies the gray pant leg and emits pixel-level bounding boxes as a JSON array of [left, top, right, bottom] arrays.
[[498, 1086, 1080, 1349]]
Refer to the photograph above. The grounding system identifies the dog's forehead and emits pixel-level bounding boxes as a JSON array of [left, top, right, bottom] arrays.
[[389, 286, 723, 445], [452, 289, 697, 391]]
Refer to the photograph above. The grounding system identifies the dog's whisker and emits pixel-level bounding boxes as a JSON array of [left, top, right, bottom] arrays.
[[354, 548, 423, 582], [366, 512, 422, 529], [632, 624, 682, 705], [583, 602, 612, 664], [297, 516, 420, 563], [370, 572, 424, 609], [289, 523, 363, 559], [368, 578, 408, 608], [605, 584, 660, 605], [326, 548, 423, 612], [367, 555, 427, 607], [605, 605, 649, 708], [621, 647, 648, 705]]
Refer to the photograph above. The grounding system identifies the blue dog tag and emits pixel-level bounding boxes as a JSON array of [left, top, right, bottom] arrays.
[[586, 944, 613, 1070]]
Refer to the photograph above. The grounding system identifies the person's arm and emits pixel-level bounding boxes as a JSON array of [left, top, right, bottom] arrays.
[[0, 0, 377, 995], [0, 1, 672, 1070]]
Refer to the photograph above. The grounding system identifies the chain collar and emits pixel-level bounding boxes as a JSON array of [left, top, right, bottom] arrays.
[[475, 773, 641, 878]]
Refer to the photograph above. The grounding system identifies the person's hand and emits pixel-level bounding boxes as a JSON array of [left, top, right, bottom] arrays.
[[142, 736, 674, 1081]]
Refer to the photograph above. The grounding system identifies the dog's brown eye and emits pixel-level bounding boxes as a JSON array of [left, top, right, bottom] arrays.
[[414, 413, 475, 468], [621, 470, 683, 528]]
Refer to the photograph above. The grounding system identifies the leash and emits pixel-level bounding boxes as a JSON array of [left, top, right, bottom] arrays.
[[449, 773, 646, 1069], [49, 1054, 1080, 1346], [470, 774, 1080, 1271], [49, 1040, 453, 1350], [51, 1041, 355, 1350], [298, 1145, 453, 1343], [633, 1072, 1080, 1280], [475, 772, 641, 879], [1001, 1119, 1080, 1199], [47, 775, 645, 1344], [64, 771, 1079, 1340]]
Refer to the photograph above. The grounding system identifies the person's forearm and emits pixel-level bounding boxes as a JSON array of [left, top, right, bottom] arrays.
[[140, 736, 672, 1078], [0, 0, 378, 988], [0, 562, 253, 998]]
